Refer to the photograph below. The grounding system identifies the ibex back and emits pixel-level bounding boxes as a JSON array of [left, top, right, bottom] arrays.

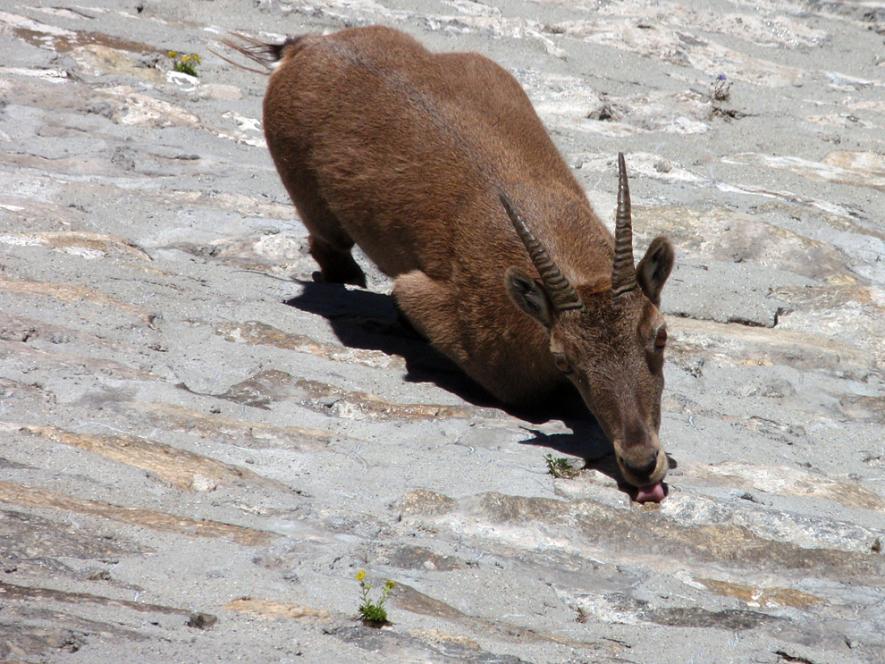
[[250, 26, 675, 502]]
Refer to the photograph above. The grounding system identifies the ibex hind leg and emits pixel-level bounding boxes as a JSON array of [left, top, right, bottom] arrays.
[[283, 167, 367, 287], [307, 234, 366, 288]]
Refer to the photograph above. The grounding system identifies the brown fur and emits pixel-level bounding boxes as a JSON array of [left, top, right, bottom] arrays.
[[258, 26, 675, 489]]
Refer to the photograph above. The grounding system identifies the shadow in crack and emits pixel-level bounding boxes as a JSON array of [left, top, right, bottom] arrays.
[[285, 280, 677, 495]]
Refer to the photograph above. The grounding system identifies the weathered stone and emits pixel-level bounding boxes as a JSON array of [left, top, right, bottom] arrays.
[[0, 1, 882, 663], [0, 482, 275, 545], [225, 597, 330, 621]]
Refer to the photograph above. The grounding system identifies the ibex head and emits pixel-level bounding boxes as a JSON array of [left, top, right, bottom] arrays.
[[502, 154, 675, 501]]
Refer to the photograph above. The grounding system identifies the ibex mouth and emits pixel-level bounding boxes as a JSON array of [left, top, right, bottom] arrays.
[[634, 482, 667, 503]]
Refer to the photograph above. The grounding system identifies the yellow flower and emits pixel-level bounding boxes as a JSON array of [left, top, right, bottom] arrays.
[[355, 570, 366, 582], [166, 50, 178, 59], [384, 580, 395, 590]]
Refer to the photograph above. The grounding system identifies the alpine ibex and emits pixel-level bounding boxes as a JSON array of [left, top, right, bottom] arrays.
[[228, 26, 675, 502]]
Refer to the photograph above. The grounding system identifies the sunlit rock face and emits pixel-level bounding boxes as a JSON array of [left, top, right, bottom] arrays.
[[0, 1, 882, 663]]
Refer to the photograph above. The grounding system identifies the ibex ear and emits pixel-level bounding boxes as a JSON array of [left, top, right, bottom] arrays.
[[505, 267, 553, 329], [637, 236, 674, 306]]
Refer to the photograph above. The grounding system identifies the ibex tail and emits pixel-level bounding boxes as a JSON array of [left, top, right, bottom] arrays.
[[212, 32, 306, 75]]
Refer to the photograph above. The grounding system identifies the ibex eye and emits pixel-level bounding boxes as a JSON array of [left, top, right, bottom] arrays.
[[552, 353, 571, 373], [654, 327, 668, 350]]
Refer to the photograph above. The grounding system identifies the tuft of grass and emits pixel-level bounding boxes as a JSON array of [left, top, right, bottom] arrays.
[[355, 570, 394, 627], [545, 453, 579, 479], [167, 50, 201, 77]]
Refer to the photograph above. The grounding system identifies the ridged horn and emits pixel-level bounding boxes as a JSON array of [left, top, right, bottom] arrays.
[[611, 152, 638, 297], [500, 193, 584, 312]]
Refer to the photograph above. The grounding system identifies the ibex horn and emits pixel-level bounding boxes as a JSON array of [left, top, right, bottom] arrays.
[[500, 193, 584, 312], [611, 152, 638, 298]]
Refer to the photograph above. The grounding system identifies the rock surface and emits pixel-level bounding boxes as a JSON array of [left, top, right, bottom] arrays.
[[0, 1, 882, 663]]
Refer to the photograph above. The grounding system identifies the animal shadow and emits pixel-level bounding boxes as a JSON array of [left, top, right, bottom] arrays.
[[285, 280, 674, 496], [285, 280, 495, 405]]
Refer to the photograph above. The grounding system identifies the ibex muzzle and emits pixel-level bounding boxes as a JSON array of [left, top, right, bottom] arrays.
[[502, 155, 673, 502], [243, 26, 676, 502]]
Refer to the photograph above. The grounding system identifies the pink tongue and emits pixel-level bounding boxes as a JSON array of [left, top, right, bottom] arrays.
[[635, 482, 666, 503]]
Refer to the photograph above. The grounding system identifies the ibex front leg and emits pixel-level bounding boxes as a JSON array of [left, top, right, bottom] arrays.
[[393, 271, 463, 357]]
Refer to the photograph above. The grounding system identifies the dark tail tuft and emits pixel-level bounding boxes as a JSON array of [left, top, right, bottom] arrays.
[[211, 32, 305, 75], [263, 36, 305, 62]]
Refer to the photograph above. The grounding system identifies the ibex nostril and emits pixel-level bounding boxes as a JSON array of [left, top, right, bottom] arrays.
[[624, 453, 658, 478]]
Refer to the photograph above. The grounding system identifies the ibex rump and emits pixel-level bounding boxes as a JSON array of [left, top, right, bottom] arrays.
[[237, 26, 675, 502]]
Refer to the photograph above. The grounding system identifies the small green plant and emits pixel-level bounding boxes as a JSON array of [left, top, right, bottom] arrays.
[[355, 570, 394, 627], [545, 453, 579, 479], [167, 50, 201, 77]]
